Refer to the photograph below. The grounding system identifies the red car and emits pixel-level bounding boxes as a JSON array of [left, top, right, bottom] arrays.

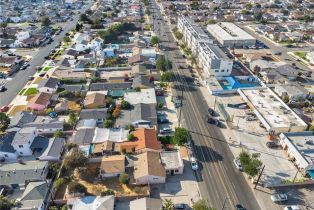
[[0, 105, 9, 112], [155, 90, 163, 96]]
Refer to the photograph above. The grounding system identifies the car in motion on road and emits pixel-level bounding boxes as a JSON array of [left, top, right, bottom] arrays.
[[235, 204, 246, 210], [233, 158, 243, 171], [207, 117, 224, 128], [284, 205, 300, 210], [190, 157, 198, 171], [271, 193, 288, 202]]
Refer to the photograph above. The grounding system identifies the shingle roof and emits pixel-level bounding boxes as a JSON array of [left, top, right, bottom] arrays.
[[71, 128, 95, 145], [100, 155, 125, 174], [0, 161, 48, 185], [84, 92, 106, 107], [38, 77, 59, 89], [79, 108, 108, 120], [0, 132, 16, 154], [19, 181, 49, 210], [132, 75, 154, 88], [9, 111, 36, 128], [28, 92, 52, 106], [12, 127, 36, 145], [134, 151, 166, 179]]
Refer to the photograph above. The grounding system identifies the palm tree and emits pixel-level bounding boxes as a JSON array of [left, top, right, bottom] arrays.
[[163, 199, 174, 210]]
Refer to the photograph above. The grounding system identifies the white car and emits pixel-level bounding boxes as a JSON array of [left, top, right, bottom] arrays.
[[159, 127, 172, 134], [233, 158, 243, 171], [271, 193, 288, 202], [284, 206, 300, 210], [191, 157, 198, 171]]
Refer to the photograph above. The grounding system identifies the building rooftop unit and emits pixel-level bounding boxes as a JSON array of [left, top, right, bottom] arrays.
[[207, 22, 256, 41], [238, 88, 307, 132]]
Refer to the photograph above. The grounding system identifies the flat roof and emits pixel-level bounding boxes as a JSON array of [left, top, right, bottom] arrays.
[[207, 22, 256, 41], [281, 132, 314, 168], [239, 88, 307, 129], [160, 151, 183, 169], [199, 42, 230, 60]]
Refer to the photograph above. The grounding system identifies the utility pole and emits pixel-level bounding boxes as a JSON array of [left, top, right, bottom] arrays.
[[213, 96, 217, 111], [221, 197, 228, 210], [293, 168, 299, 183], [254, 165, 265, 189]]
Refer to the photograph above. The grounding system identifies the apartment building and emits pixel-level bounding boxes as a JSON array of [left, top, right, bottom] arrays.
[[178, 16, 232, 76]]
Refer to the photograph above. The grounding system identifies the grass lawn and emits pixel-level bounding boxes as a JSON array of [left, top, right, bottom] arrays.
[[19, 89, 26, 95], [23, 87, 38, 96], [294, 51, 308, 60], [42, 66, 54, 72]]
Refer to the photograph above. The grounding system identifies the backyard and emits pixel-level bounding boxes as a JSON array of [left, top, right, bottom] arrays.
[[19, 87, 38, 96], [294, 51, 308, 61]]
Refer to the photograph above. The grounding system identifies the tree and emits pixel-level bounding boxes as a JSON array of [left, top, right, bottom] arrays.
[[254, 12, 263, 22], [63, 149, 87, 171], [119, 173, 129, 184], [68, 112, 78, 128], [127, 134, 135, 141], [121, 100, 131, 110], [192, 199, 215, 210], [163, 199, 174, 210], [173, 127, 190, 146], [125, 124, 135, 131], [0, 195, 16, 210], [206, 19, 216, 25], [112, 107, 121, 118], [104, 119, 114, 128], [54, 177, 67, 191], [239, 151, 262, 177], [80, 13, 89, 22], [101, 189, 115, 196], [63, 36, 71, 43], [41, 16, 51, 27], [161, 72, 174, 82], [156, 57, 172, 72], [309, 125, 314, 132], [245, 2, 253, 10], [0, 113, 10, 132], [150, 36, 159, 46], [0, 22, 8, 28], [174, 31, 183, 40], [67, 181, 87, 194], [53, 130, 64, 138]]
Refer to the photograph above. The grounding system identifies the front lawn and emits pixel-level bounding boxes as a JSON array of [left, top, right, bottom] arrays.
[[294, 51, 308, 61], [42, 66, 54, 72], [23, 87, 38, 96]]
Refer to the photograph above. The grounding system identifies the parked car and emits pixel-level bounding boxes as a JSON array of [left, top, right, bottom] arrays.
[[207, 117, 224, 128], [266, 141, 279, 148], [28, 76, 34, 81], [284, 205, 301, 210], [159, 127, 172, 134], [174, 203, 189, 210], [271, 193, 288, 202], [191, 157, 198, 171], [233, 158, 243, 171], [20, 63, 30, 70], [0, 105, 9, 112], [157, 111, 166, 116], [274, 52, 282, 55], [157, 116, 169, 124], [235, 204, 246, 210]]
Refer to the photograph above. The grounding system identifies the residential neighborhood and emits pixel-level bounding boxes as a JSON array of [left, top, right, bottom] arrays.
[[0, 0, 314, 210]]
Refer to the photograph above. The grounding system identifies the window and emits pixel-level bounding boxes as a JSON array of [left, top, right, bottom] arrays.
[[166, 170, 169, 173], [20, 152, 23, 155], [4, 154, 8, 157], [18, 145, 23, 148], [215, 70, 219, 72], [175, 169, 179, 172], [221, 70, 225, 72], [153, 178, 159, 180]]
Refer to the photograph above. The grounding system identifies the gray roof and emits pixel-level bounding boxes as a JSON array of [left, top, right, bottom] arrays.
[[60, 84, 85, 92], [132, 75, 154, 89], [116, 103, 157, 127], [0, 161, 48, 185], [0, 132, 16, 154], [275, 64, 300, 77], [12, 127, 36, 145], [9, 111, 36, 128], [90, 82, 132, 91], [24, 117, 63, 130], [70, 128, 95, 145], [38, 77, 60, 89], [31, 137, 65, 159], [18, 181, 49, 210], [79, 108, 108, 120]]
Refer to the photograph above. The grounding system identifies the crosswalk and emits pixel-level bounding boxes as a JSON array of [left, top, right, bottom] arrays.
[[0, 79, 8, 88]]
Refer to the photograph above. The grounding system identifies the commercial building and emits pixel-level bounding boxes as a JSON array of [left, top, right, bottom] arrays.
[[279, 132, 314, 179], [178, 16, 232, 76], [207, 22, 256, 47], [238, 88, 308, 133], [160, 150, 184, 175]]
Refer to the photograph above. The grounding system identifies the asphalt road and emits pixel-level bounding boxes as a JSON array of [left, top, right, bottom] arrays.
[[0, 1, 93, 107], [150, 1, 260, 210]]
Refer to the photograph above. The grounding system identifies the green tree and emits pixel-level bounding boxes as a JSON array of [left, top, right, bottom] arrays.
[[80, 13, 89, 22], [41, 16, 51, 27], [67, 181, 87, 194], [0, 195, 16, 210], [173, 127, 190, 146], [63, 36, 71, 43], [254, 12, 263, 22], [245, 2, 253, 10], [150, 36, 159, 46], [0, 22, 8, 28], [63, 149, 87, 171], [53, 130, 64, 138], [163, 198, 174, 210], [206, 19, 216, 25], [68, 112, 78, 128], [192, 199, 215, 210], [156, 57, 172, 72], [0, 113, 10, 132], [161, 72, 174, 82], [127, 134, 135, 141], [104, 119, 114, 128], [125, 124, 135, 131], [119, 173, 129, 184], [309, 125, 314, 132], [121, 100, 131, 110], [239, 151, 262, 177], [174, 31, 183, 40], [53, 177, 67, 191], [101, 189, 115, 196]]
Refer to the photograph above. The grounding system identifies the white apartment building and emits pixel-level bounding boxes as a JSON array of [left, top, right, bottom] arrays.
[[178, 16, 232, 76]]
